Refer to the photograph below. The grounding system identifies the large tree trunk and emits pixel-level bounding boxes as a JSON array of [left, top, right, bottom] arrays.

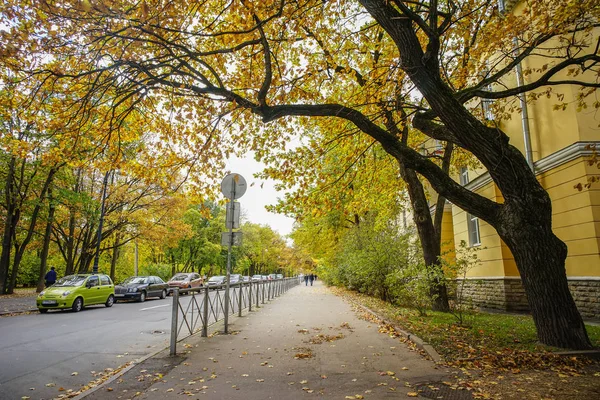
[[37, 187, 56, 292], [0, 157, 17, 295], [360, 0, 591, 349], [64, 206, 77, 276], [400, 164, 449, 312], [110, 232, 121, 282], [497, 200, 591, 348]]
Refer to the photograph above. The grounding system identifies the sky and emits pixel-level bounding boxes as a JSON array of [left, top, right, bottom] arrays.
[[224, 152, 296, 238]]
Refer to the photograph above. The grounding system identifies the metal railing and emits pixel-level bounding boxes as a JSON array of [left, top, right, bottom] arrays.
[[170, 277, 300, 355]]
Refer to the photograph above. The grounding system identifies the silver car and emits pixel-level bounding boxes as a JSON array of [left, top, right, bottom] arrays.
[[206, 275, 226, 287]]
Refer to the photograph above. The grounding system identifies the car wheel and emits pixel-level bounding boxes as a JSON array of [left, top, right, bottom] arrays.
[[105, 294, 115, 308], [72, 297, 83, 312], [139, 291, 146, 302], [160, 289, 167, 299], [39, 308, 48, 314]]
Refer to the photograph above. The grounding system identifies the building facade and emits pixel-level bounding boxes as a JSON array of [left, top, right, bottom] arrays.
[[441, 1, 600, 318]]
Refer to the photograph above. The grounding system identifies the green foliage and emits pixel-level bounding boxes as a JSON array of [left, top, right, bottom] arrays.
[[440, 240, 485, 326], [329, 214, 418, 302], [386, 260, 436, 317], [140, 263, 172, 282], [163, 202, 225, 275], [14, 252, 40, 287]]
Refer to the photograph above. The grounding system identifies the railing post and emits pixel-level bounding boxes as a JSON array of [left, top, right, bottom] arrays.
[[202, 286, 209, 337], [238, 284, 243, 317], [262, 281, 265, 304], [256, 280, 260, 308], [170, 288, 179, 356], [248, 282, 253, 312]]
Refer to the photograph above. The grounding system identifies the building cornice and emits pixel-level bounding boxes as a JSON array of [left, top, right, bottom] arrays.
[[464, 141, 599, 192]]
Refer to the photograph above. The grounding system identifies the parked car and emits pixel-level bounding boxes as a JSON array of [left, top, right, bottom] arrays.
[[37, 274, 115, 313], [276, 274, 283, 279], [206, 275, 226, 288], [251, 275, 263, 282], [229, 274, 242, 285], [242, 276, 250, 283], [114, 276, 168, 302], [167, 272, 203, 293], [268, 273, 277, 280]]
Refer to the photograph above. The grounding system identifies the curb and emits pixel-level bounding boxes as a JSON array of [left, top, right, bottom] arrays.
[[72, 346, 167, 400], [351, 302, 443, 363], [0, 308, 37, 315]]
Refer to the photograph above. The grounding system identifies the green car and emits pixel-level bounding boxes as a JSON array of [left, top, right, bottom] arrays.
[[37, 274, 115, 313]]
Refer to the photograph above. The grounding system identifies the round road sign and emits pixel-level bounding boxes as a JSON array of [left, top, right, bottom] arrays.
[[221, 173, 247, 199]]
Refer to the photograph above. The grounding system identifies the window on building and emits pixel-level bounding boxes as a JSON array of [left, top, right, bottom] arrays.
[[459, 167, 469, 186], [482, 97, 495, 120], [467, 213, 481, 247], [498, 0, 505, 13], [434, 139, 444, 155]]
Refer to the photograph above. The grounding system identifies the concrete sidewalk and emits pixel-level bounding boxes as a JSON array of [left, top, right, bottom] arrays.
[[0, 293, 37, 315], [82, 281, 462, 400]]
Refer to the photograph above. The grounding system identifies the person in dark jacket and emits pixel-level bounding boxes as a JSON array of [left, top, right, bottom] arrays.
[[304, 274, 309, 286], [309, 274, 314, 286], [44, 267, 57, 287]]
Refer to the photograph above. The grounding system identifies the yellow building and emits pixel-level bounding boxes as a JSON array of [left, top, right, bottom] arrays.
[[440, 0, 600, 318]]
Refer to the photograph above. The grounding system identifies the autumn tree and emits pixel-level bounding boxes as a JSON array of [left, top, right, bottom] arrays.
[[3, 0, 598, 348], [162, 201, 223, 276], [0, 81, 66, 294], [239, 222, 289, 276], [262, 113, 455, 310]]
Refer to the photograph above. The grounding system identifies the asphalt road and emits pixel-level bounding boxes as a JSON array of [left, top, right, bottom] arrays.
[[0, 295, 189, 400]]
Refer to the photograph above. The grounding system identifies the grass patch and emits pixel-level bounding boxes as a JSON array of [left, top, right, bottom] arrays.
[[334, 287, 600, 362]]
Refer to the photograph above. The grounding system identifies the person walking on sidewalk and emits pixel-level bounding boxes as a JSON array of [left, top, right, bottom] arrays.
[[309, 273, 314, 286], [304, 274, 309, 286], [44, 267, 57, 287]]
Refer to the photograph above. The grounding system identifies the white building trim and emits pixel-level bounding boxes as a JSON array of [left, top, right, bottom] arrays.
[[463, 141, 599, 192]]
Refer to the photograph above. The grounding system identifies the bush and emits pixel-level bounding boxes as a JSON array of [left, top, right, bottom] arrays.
[[386, 261, 436, 316], [140, 263, 172, 282]]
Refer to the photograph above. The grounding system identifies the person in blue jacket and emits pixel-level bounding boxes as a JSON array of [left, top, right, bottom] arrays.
[[44, 266, 57, 287]]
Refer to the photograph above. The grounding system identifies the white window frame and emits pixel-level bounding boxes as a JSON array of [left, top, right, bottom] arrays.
[[459, 167, 469, 186], [482, 96, 495, 120], [467, 213, 481, 247], [498, 0, 505, 13]]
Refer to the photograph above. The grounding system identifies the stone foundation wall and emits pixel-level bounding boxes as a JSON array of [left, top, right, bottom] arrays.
[[569, 280, 600, 319], [457, 278, 600, 319]]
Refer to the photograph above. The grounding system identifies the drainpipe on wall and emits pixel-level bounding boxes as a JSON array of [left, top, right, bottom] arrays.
[[513, 37, 535, 172]]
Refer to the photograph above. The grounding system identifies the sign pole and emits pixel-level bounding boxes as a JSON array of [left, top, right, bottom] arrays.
[[220, 173, 246, 335], [224, 185, 235, 334]]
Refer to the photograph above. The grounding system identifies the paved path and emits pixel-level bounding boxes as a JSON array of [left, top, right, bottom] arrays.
[[89, 281, 455, 400], [0, 294, 37, 315]]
